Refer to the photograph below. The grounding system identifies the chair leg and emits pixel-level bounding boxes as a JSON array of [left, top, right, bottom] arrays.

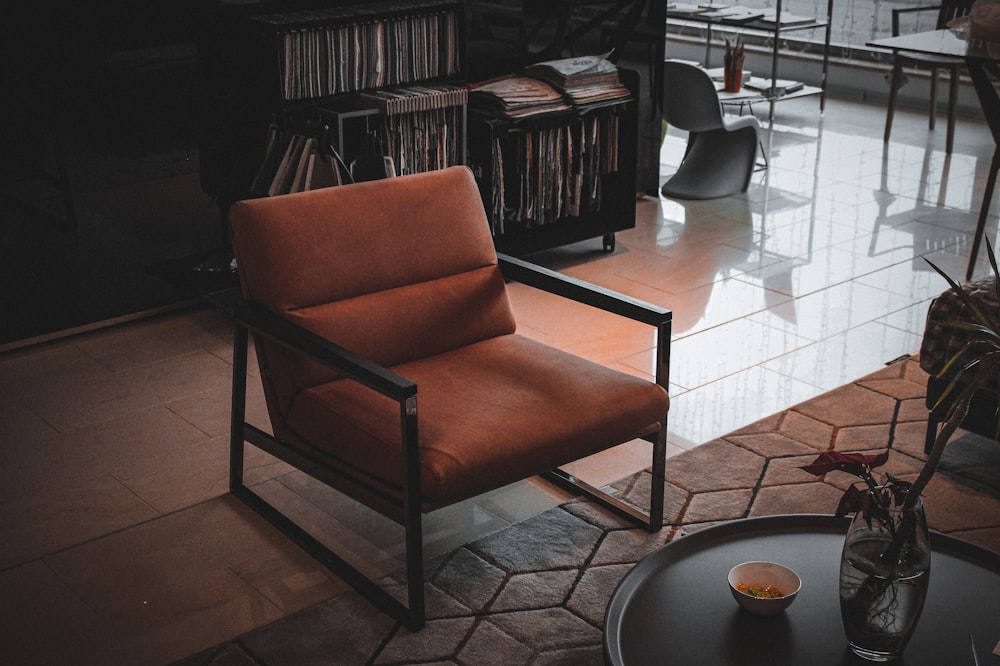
[[401, 397, 426, 629], [966, 149, 1000, 280], [928, 67, 939, 131], [543, 424, 668, 531], [884, 62, 903, 144], [230, 324, 249, 492], [946, 65, 960, 155], [228, 325, 427, 630], [648, 424, 667, 527], [232, 422, 428, 631]]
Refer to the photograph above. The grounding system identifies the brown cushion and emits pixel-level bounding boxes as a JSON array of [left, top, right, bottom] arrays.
[[262, 265, 515, 416], [230, 166, 500, 312], [229, 167, 517, 416], [282, 333, 670, 508]]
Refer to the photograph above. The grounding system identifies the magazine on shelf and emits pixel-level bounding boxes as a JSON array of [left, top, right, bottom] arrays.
[[524, 52, 618, 82], [666, 3, 710, 16], [744, 76, 805, 95], [698, 5, 764, 22], [754, 10, 817, 26], [720, 10, 766, 24], [469, 74, 571, 118], [524, 53, 632, 107]]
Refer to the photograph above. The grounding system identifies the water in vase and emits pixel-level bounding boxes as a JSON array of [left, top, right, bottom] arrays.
[[840, 537, 930, 661]]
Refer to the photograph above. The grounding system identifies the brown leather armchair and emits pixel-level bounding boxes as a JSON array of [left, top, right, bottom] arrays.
[[224, 166, 671, 629]]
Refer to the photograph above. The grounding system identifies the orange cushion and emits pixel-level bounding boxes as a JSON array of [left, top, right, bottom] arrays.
[[261, 265, 516, 416], [229, 167, 517, 417], [230, 167, 500, 312], [282, 334, 669, 508]]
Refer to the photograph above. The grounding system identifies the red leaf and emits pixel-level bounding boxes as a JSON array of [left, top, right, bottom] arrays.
[[835, 484, 864, 517], [799, 451, 889, 478]]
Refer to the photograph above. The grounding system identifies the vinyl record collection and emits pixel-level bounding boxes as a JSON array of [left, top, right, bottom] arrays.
[[382, 104, 465, 176], [361, 85, 468, 176], [251, 82, 466, 195], [481, 107, 624, 235], [471, 54, 631, 235], [251, 1, 462, 102]]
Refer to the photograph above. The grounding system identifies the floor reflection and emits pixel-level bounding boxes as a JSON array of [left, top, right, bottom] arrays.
[[520, 93, 997, 451]]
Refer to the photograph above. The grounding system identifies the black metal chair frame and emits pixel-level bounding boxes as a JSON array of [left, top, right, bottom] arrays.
[[221, 252, 672, 631]]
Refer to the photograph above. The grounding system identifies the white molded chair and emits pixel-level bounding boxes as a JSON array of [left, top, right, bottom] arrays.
[[661, 60, 760, 200]]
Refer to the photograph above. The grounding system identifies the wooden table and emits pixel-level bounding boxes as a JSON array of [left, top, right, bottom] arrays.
[[868, 29, 1000, 281], [604, 514, 1000, 665]]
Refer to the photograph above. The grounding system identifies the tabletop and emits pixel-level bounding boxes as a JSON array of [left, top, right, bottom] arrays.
[[604, 514, 1000, 665], [868, 28, 1000, 62]]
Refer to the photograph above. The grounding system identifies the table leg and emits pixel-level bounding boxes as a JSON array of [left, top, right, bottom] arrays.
[[964, 61, 1000, 281], [967, 149, 1000, 280]]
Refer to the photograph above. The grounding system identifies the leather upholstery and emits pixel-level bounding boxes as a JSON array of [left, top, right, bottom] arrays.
[[286, 334, 666, 507], [230, 166, 669, 510]]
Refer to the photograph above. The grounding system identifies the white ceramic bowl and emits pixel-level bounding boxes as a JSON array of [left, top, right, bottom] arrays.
[[727, 561, 801, 615]]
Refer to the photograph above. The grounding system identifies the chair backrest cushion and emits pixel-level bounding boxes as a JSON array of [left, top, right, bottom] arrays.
[[663, 60, 724, 133], [230, 166, 516, 416]]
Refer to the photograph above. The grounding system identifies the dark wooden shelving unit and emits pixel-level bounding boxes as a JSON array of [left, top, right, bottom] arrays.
[[468, 68, 639, 256], [199, 0, 467, 206], [199, 0, 643, 256]]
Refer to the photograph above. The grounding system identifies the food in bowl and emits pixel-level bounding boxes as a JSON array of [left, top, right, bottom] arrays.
[[735, 582, 784, 599], [728, 561, 801, 615]]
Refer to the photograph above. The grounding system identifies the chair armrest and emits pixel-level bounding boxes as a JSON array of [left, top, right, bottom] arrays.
[[497, 253, 671, 387], [497, 253, 672, 327], [234, 297, 417, 402], [891, 5, 941, 35]]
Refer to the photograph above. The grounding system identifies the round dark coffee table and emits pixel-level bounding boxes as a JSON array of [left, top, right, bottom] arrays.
[[604, 514, 1000, 665]]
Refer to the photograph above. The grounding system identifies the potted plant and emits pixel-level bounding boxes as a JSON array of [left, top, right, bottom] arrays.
[[799, 241, 1000, 661]]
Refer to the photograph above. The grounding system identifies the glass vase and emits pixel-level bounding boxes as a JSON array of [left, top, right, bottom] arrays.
[[839, 495, 930, 662]]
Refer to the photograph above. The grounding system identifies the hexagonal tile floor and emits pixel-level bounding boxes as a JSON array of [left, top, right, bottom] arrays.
[[176, 357, 1000, 665]]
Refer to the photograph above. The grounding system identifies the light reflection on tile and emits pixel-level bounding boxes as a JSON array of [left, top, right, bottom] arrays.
[[760, 322, 923, 392], [661, 276, 792, 338], [746, 279, 918, 342], [669, 318, 811, 391], [878, 300, 936, 336], [665, 366, 822, 450]]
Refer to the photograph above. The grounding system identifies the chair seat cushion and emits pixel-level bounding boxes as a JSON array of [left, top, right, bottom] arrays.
[[281, 333, 669, 508]]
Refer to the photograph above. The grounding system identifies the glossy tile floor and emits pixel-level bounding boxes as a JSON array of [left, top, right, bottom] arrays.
[[2, 94, 998, 664]]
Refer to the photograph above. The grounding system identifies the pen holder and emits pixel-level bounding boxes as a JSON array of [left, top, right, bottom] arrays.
[[723, 67, 743, 93]]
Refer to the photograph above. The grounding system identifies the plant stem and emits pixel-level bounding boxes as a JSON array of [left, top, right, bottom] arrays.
[[903, 395, 971, 510]]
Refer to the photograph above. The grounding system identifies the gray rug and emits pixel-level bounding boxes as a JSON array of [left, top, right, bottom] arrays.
[[175, 358, 1000, 666], [939, 432, 1000, 495]]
